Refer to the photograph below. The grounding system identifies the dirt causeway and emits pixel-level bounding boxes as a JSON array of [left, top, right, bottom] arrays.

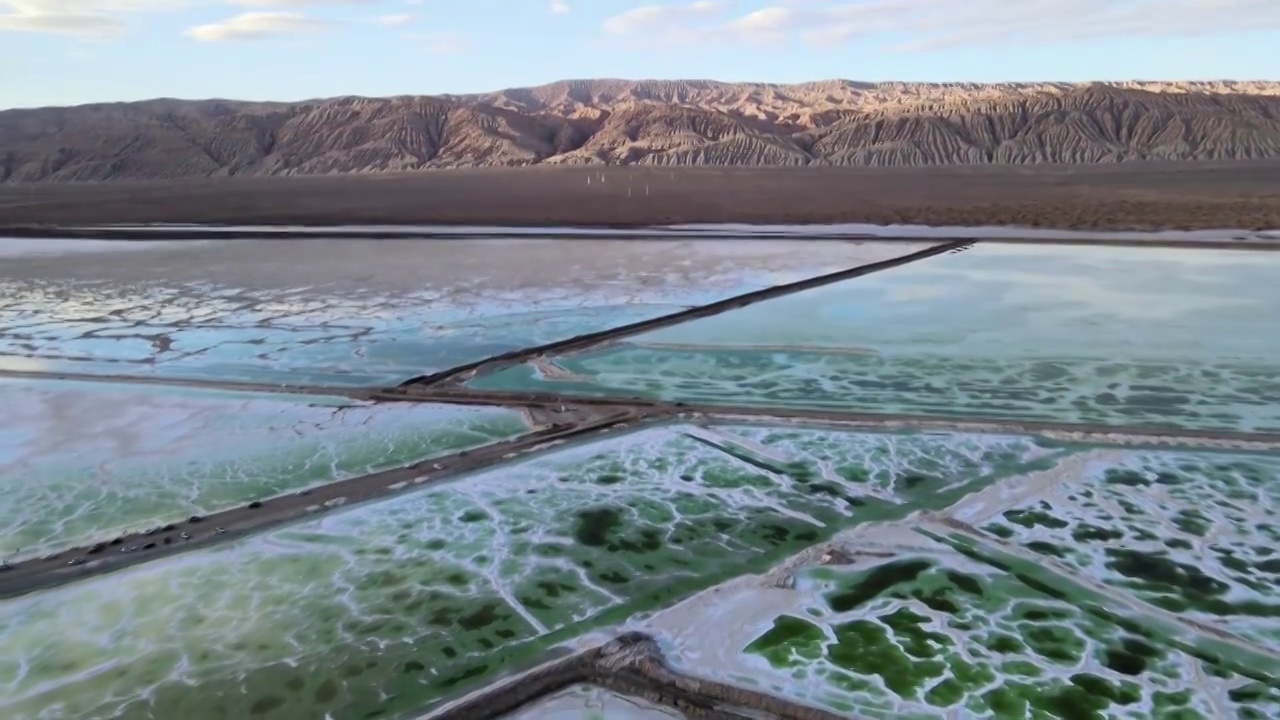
[[2, 161, 1278, 231]]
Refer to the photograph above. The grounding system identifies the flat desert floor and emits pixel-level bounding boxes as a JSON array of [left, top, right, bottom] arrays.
[[1, 161, 1279, 230]]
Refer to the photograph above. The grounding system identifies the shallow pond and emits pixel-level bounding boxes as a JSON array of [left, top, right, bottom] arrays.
[[0, 239, 925, 386], [0, 379, 529, 560], [474, 245, 1280, 431]]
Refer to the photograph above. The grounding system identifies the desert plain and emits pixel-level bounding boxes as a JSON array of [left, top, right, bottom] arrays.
[[2, 161, 1280, 232]]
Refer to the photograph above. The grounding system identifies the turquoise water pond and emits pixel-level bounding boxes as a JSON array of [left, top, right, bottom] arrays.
[[473, 245, 1280, 431]]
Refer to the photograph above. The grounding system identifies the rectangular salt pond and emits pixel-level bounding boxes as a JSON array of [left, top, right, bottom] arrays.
[[646, 525, 1280, 720], [0, 424, 1052, 720], [0, 379, 530, 561], [0, 239, 931, 386], [473, 244, 1280, 432]]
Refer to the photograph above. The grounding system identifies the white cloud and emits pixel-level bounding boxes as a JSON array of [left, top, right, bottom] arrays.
[[602, 1, 728, 43], [230, 0, 369, 6], [598, 0, 1280, 50], [0, 11, 122, 35], [726, 6, 793, 42], [549, 0, 568, 14], [0, 0, 437, 38], [0, 0, 188, 36], [371, 12, 412, 25], [6, 0, 187, 8], [184, 10, 323, 41], [719, 0, 1280, 49]]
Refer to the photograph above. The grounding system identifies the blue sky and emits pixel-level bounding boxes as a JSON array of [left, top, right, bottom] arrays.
[[1, 0, 1277, 109]]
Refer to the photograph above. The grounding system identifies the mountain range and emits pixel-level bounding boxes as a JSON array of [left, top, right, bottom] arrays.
[[3, 79, 1280, 182]]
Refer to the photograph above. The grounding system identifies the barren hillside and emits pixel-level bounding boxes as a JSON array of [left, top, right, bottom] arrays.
[[3, 79, 1280, 181]]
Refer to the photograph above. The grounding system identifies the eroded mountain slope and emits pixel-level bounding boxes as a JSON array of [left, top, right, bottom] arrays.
[[3, 79, 1279, 181]]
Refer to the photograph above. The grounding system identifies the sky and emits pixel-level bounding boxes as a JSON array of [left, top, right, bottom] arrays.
[[1, 0, 1278, 109]]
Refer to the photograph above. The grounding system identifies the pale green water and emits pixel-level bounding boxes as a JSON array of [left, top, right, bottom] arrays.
[[0, 380, 529, 560], [473, 245, 1280, 431]]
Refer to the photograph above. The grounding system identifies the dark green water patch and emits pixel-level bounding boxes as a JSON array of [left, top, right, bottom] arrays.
[[827, 559, 933, 612], [1072, 523, 1124, 543], [1003, 503, 1069, 530], [743, 615, 827, 668], [922, 528, 1280, 681], [746, 545, 1280, 718]]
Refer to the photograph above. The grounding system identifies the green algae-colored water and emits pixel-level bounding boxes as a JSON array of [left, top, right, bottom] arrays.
[[975, 450, 1280, 650], [0, 425, 1050, 720], [472, 245, 1280, 432], [740, 549, 1280, 719], [647, 438, 1280, 720]]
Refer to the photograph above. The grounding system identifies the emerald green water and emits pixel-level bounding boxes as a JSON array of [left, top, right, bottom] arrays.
[[651, 441, 1280, 720], [472, 245, 1280, 432], [975, 450, 1280, 650], [737, 546, 1280, 719]]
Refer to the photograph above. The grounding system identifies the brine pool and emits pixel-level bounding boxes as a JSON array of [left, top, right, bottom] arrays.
[[0, 239, 928, 386], [472, 244, 1280, 432], [648, 524, 1280, 720], [0, 379, 531, 561], [0, 424, 1055, 720], [3, 421, 1277, 720], [642, 444, 1280, 720], [6, 236, 1280, 720]]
